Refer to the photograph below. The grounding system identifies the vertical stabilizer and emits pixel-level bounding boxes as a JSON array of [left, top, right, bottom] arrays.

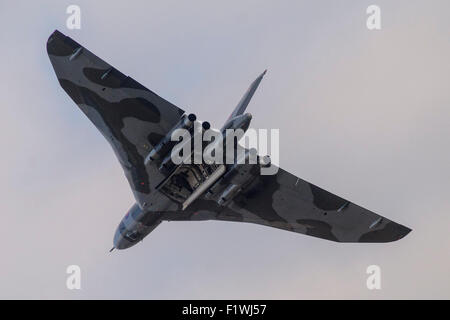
[[226, 70, 267, 121]]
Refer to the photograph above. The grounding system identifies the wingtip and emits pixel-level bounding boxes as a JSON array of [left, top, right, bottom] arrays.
[[400, 226, 412, 239], [47, 29, 63, 42], [386, 223, 412, 242]]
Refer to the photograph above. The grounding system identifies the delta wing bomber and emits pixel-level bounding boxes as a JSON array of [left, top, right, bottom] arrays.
[[47, 30, 411, 251]]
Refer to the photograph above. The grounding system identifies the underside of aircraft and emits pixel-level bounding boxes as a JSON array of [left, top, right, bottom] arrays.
[[47, 30, 411, 251]]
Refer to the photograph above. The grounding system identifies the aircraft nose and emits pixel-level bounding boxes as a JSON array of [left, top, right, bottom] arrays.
[[113, 226, 133, 250]]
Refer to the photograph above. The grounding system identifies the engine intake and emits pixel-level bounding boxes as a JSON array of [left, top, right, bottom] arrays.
[[144, 113, 196, 165]]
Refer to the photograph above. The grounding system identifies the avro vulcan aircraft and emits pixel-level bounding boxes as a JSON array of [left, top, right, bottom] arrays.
[[47, 30, 411, 250]]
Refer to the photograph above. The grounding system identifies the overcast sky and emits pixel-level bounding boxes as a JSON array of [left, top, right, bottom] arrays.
[[0, 0, 449, 299]]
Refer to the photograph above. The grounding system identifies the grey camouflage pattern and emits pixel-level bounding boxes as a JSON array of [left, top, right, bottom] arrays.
[[47, 30, 411, 247]]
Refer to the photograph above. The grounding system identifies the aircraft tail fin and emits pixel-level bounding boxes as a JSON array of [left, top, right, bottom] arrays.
[[227, 70, 266, 120]]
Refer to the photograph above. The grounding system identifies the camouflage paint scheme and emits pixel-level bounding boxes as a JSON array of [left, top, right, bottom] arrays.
[[47, 30, 411, 249]]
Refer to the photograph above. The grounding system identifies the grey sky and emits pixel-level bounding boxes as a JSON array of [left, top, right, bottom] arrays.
[[0, 0, 449, 299]]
